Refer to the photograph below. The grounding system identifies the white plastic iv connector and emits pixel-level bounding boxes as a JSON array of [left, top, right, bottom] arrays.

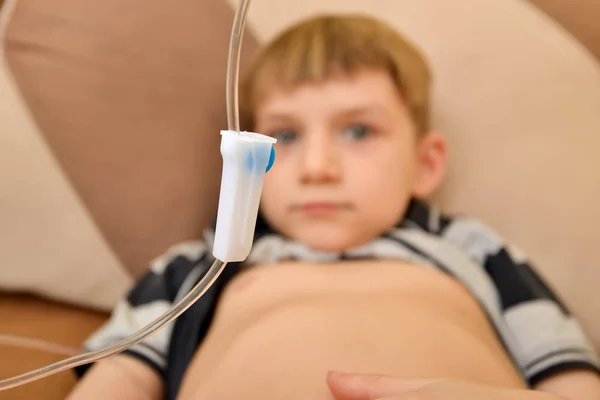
[[213, 130, 277, 262]]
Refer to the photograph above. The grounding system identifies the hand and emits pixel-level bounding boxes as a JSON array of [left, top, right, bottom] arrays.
[[326, 371, 564, 400]]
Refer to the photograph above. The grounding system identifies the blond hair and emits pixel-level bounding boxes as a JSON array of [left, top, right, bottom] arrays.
[[240, 14, 431, 134]]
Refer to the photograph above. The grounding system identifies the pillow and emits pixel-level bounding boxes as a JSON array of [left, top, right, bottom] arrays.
[[1, 0, 258, 309], [228, 0, 600, 350], [2, 0, 259, 279], [527, 0, 600, 62], [0, 57, 132, 311]]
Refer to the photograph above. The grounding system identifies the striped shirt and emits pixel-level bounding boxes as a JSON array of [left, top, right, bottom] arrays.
[[75, 199, 600, 400]]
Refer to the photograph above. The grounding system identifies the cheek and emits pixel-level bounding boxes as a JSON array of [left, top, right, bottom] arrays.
[[260, 169, 287, 213], [349, 146, 415, 192], [346, 147, 416, 220], [355, 168, 408, 203]]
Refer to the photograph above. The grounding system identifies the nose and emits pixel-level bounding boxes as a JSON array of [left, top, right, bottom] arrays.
[[299, 132, 342, 185]]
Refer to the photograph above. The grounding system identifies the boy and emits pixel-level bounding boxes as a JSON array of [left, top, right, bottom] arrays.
[[68, 14, 600, 400]]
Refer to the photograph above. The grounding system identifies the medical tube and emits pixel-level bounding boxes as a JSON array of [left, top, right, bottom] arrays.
[[0, 259, 228, 391], [227, 0, 252, 133], [0, 334, 80, 357], [0, 0, 252, 390]]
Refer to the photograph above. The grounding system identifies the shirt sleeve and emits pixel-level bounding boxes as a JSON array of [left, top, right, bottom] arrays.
[[74, 240, 212, 380], [441, 217, 600, 386]]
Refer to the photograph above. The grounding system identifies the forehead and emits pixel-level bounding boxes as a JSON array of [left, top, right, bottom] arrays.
[[256, 69, 406, 115]]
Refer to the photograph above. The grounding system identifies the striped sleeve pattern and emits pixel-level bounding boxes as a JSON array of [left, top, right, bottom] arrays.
[[439, 216, 600, 385], [74, 241, 211, 379]]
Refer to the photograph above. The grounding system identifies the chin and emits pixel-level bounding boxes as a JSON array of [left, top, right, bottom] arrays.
[[297, 228, 373, 253], [303, 240, 348, 253]]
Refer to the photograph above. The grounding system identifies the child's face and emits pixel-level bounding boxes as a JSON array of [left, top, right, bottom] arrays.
[[255, 68, 446, 252]]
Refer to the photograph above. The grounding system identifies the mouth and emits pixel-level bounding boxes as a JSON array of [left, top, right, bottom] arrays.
[[293, 202, 353, 216]]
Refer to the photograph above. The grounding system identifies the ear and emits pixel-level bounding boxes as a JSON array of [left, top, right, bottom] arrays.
[[411, 131, 448, 198]]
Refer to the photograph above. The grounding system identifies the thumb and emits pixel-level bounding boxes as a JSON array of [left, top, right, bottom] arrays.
[[326, 371, 439, 400]]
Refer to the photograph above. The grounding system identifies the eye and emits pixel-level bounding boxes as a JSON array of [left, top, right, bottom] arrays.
[[273, 130, 297, 144], [343, 124, 372, 140]]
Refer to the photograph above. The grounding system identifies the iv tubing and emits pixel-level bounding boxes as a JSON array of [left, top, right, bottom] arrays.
[[0, 259, 227, 391], [0, 0, 253, 388], [0, 334, 81, 357], [226, 0, 252, 133]]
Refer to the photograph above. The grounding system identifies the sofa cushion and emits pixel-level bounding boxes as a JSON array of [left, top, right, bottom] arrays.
[[0, 56, 132, 310], [3, 0, 259, 278]]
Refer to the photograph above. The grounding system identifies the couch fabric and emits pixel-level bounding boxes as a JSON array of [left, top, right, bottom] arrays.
[[0, 60, 132, 311], [528, 0, 600, 62], [2, 0, 259, 279], [1, 1, 600, 398], [0, 294, 107, 400]]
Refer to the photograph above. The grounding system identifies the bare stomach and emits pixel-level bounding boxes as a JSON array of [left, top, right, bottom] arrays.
[[177, 260, 526, 399]]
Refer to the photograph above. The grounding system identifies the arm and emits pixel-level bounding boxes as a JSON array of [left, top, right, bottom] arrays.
[[442, 217, 600, 400], [534, 369, 600, 400], [327, 371, 564, 400], [68, 240, 211, 399], [67, 355, 162, 400]]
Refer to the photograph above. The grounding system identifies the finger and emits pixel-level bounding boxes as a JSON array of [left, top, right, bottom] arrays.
[[327, 371, 439, 400], [368, 396, 423, 400]]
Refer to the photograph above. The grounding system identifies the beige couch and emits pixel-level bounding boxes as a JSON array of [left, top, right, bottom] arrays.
[[1, 0, 600, 399]]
